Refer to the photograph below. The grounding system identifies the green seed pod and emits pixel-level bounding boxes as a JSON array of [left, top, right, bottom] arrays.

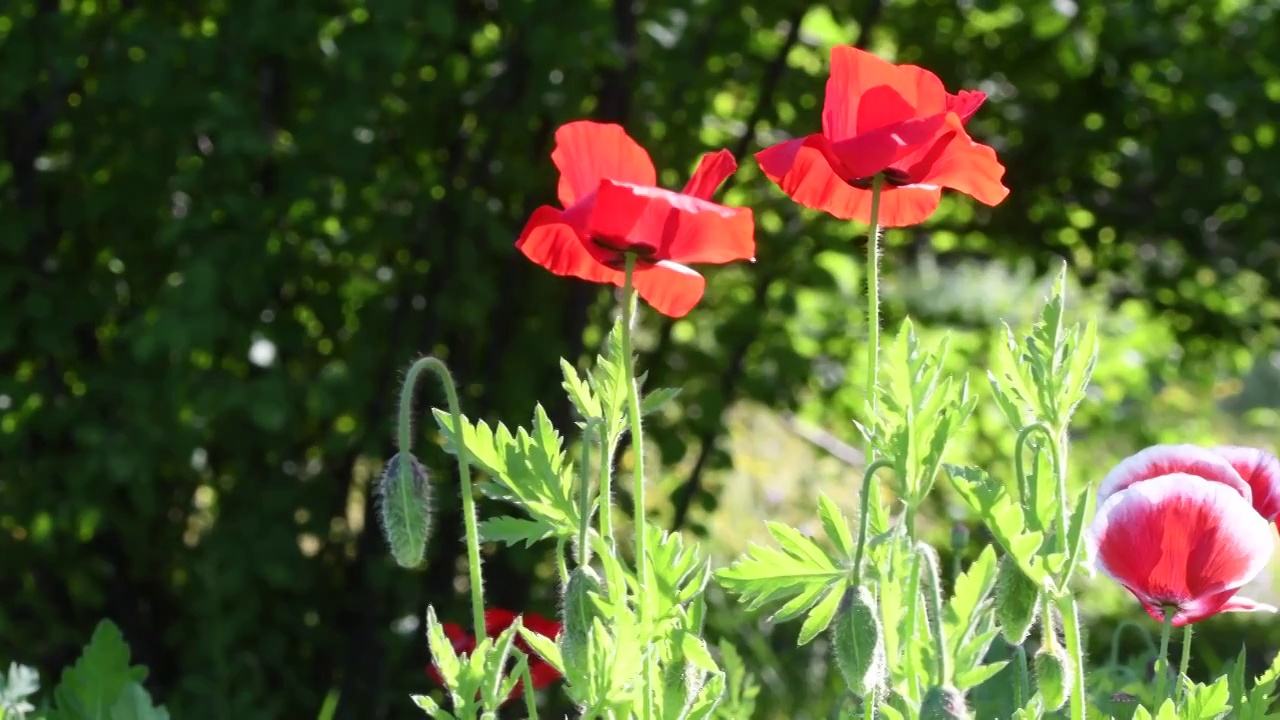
[[995, 555, 1040, 645], [559, 567, 599, 680], [920, 685, 971, 720], [376, 452, 433, 568], [832, 586, 887, 699], [1035, 646, 1071, 711]]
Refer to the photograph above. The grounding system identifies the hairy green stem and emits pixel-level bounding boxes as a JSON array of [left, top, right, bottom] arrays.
[[598, 430, 615, 547], [1014, 644, 1030, 710], [856, 175, 887, 548], [522, 660, 540, 720], [403, 357, 485, 634], [902, 551, 923, 702], [1176, 623, 1194, 705], [919, 544, 950, 685], [576, 420, 598, 566], [1056, 594, 1088, 720], [863, 693, 877, 720], [1154, 607, 1175, 708], [619, 254, 654, 719]]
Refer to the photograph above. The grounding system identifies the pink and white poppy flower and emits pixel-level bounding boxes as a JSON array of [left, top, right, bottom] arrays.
[[1211, 445, 1280, 522], [1087, 464, 1276, 627]]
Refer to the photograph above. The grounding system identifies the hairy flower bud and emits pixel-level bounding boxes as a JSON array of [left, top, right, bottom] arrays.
[[376, 452, 433, 568], [832, 586, 887, 699], [995, 555, 1040, 645], [1035, 646, 1071, 711], [559, 567, 599, 681], [920, 685, 971, 720]]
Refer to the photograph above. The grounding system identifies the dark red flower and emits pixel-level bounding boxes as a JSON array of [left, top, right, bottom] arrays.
[[755, 45, 1009, 227], [516, 121, 755, 318], [426, 609, 562, 705], [1088, 446, 1277, 627]]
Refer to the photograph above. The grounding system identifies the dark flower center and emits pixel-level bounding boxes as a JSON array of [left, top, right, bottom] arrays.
[[591, 237, 657, 269], [847, 167, 913, 189]]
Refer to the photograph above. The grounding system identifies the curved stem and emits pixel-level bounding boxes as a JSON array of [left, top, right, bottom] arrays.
[[619, 254, 654, 719], [852, 459, 894, 586], [404, 357, 485, 634], [1154, 607, 1175, 708], [1013, 422, 1058, 529], [1108, 620, 1158, 667]]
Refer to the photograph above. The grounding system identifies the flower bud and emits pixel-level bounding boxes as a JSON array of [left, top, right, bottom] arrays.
[[1035, 646, 1071, 711], [376, 452, 433, 568], [832, 586, 887, 699], [559, 566, 599, 680], [920, 685, 971, 720], [995, 555, 1040, 645]]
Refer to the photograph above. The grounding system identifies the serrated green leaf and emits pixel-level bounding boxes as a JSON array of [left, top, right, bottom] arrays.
[[50, 620, 148, 720], [1180, 674, 1232, 719], [640, 387, 681, 416], [109, 683, 169, 720], [954, 661, 1007, 691], [411, 693, 454, 719], [561, 358, 602, 420], [946, 464, 1047, 585], [797, 583, 847, 646], [817, 494, 855, 560], [477, 515, 555, 548]]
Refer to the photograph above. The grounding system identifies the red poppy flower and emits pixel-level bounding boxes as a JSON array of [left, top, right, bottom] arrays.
[[755, 45, 1009, 227], [426, 609, 562, 704], [515, 121, 755, 318], [1087, 466, 1276, 627], [1211, 445, 1280, 522]]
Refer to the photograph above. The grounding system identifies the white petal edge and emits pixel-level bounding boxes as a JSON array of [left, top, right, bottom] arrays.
[[1095, 444, 1251, 511], [1086, 472, 1274, 598]]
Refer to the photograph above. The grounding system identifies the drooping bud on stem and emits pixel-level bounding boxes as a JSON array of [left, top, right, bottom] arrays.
[[832, 586, 887, 699], [995, 555, 1041, 645], [559, 566, 599, 682], [377, 452, 433, 568], [1035, 645, 1072, 711]]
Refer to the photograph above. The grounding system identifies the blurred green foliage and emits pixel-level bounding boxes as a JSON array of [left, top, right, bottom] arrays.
[[4, 0, 1280, 718]]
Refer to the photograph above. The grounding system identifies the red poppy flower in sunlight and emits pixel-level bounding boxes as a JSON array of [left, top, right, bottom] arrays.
[[426, 609, 562, 704], [1087, 471, 1276, 627], [1212, 445, 1280, 522], [755, 45, 1009, 227], [515, 121, 755, 318]]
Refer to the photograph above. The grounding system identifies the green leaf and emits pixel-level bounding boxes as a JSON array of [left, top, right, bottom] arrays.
[[943, 545, 1003, 690], [109, 683, 169, 720], [410, 694, 455, 719], [946, 464, 1048, 586], [1179, 674, 1232, 719], [640, 387, 681, 416], [561, 358, 602, 420], [817, 493, 856, 561], [796, 583, 847, 646], [715, 521, 845, 621], [477, 515, 555, 548], [50, 620, 148, 720]]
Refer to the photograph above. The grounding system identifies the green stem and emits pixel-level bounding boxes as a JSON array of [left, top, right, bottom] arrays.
[[1176, 623, 1194, 705], [902, 550, 923, 702], [1108, 620, 1158, 667], [522, 660, 541, 720], [1040, 594, 1057, 651], [919, 544, 949, 685], [1014, 645, 1030, 710], [555, 537, 569, 584], [404, 357, 485, 634], [857, 175, 886, 547], [1056, 594, 1088, 720], [1154, 607, 1176, 708], [619, 254, 654, 719], [863, 693, 877, 720], [576, 421, 598, 566], [851, 459, 894, 586], [1012, 422, 1058, 532], [598, 431, 615, 547]]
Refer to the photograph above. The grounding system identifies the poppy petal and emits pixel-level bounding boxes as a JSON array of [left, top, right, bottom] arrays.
[[755, 136, 943, 226], [907, 116, 1009, 207], [516, 205, 625, 285], [632, 260, 706, 318], [822, 46, 948, 140], [1088, 473, 1273, 626], [552, 121, 657, 208], [1212, 446, 1280, 521], [827, 113, 952, 180], [1096, 444, 1252, 509], [1213, 593, 1278, 615], [681, 149, 738, 201], [946, 89, 987, 122], [587, 179, 754, 265]]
